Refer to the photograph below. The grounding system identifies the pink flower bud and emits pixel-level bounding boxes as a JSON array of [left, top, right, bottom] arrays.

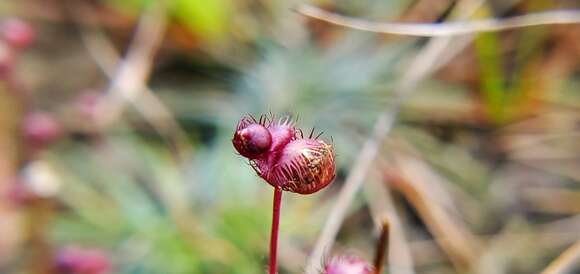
[[22, 112, 62, 148], [1, 18, 35, 49], [323, 255, 373, 274], [54, 246, 111, 274], [233, 114, 335, 194]]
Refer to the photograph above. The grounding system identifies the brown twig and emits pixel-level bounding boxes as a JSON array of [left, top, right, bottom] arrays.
[[373, 221, 390, 274]]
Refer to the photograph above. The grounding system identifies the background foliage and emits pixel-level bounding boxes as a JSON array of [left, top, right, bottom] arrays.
[[0, 0, 579, 273]]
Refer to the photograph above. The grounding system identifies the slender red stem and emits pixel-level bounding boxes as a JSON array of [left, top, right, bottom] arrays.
[[269, 187, 283, 274]]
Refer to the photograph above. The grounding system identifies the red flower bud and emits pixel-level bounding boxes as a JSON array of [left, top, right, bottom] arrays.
[[268, 138, 335, 194], [233, 114, 335, 194], [323, 255, 373, 274]]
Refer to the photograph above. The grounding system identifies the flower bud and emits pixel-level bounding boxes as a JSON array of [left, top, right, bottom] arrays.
[[323, 255, 373, 274], [234, 114, 335, 194], [270, 138, 335, 194]]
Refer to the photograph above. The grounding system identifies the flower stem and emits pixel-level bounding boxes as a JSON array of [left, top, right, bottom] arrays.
[[269, 187, 283, 274]]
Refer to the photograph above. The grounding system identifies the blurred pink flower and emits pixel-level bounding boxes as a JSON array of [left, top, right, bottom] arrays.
[[22, 111, 62, 149], [323, 255, 373, 274], [1, 18, 35, 49], [54, 246, 111, 274]]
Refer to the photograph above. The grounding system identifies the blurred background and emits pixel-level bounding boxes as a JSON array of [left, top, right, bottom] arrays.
[[0, 0, 579, 273]]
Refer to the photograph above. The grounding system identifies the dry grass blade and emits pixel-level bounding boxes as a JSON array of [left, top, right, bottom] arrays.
[[364, 169, 415, 274], [540, 241, 580, 274], [303, 1, 489, 273], [91, 2, 167, 128], [278, 238, 308, 274], [473, 221, 531, 274], [297, 4, 580, 36], [515, 160, 580, 182], [390, 153, 482, 271], [522, 187, 580, 215], [538, 215, 580, 236]]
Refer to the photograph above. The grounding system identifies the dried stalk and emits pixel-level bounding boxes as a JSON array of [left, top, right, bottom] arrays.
[[373, 221, 390, 274], [540, 241, 580, 274], [389, 154, 481, 271], [297, 4, 580, 36]]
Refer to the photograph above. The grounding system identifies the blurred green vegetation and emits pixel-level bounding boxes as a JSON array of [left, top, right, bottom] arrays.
[[0, 0, 579, 273]]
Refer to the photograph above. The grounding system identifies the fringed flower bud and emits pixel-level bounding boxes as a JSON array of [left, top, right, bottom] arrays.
[[266, 116, 294, 152], [271, 138, 335, 194], [323, 255, 373, 274], [233, 114, 335, 194]]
